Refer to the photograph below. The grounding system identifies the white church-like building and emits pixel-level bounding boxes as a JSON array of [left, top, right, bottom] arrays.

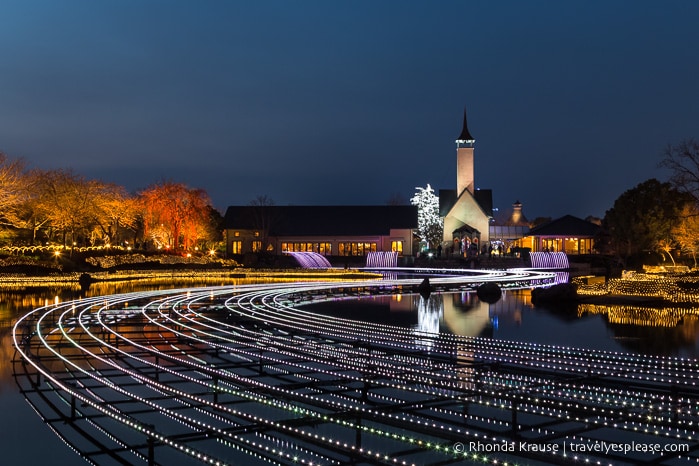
[[439, 109, 494, 256]]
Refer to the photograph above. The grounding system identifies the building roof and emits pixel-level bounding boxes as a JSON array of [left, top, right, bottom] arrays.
[[439, 188, 493, 218], [456, 107, 475, 142], [453, 223, 479, 235], [528, 215, 600, 237], [439, 189, 458, 217], [223, 205, 418, 237], [490, 225, 530, 240], [474, 189, 493, 217]]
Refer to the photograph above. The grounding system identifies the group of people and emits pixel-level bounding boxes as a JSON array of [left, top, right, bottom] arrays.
[[429, 240, 523, 260], [488, 244, 508, 257]]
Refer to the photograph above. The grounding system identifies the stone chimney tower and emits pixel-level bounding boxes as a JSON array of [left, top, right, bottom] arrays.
[[512, 200, 523, 224]]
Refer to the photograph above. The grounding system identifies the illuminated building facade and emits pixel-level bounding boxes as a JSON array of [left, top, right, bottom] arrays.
[[489, 200, 533, 253], [222, 205, 417, 258], [439, 109, 493, 254], [523, 215, 600, 254], [439, 109, 600, 257]]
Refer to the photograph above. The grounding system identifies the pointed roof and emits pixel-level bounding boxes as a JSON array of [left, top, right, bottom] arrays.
[[439, 188, 493, 218], [455, 107, 475, 142], [528, 215, 600, 237], [493, 200, 530, 226]]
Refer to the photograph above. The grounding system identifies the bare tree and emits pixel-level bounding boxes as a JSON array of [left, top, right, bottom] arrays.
[[660, 139, 699, 202], [249, 195, 276, 253], [385, 192, 408, 205], [250, 195, 274, 207]]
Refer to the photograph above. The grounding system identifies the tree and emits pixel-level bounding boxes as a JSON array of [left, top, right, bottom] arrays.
[[139, 181, 213, 250], [530, 216, 552, 228], [91, 184, 140, 246], [602, 178, 691, 263], [660, 139, 699, 202], [0, 152, 28, 228], [195, 205, 224, 252], [410, 184, 442, 250], [385, 192, 408, 205], [31, 169, 114, 247], [248, 195, 277, 253], [10, 168, 52, 244], [672, 203, 699, 267]]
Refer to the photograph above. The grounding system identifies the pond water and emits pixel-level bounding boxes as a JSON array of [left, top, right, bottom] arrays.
[[304, 288, 699, 358], [3, 277, 699, 465]]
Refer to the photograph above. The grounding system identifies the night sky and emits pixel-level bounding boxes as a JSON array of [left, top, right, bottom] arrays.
[[1, 1, 697, 220]]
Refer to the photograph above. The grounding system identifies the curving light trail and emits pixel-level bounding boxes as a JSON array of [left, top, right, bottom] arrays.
[[12, 270, 699, 465]]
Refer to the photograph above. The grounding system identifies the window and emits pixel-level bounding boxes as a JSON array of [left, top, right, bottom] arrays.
[[252, 241, 262, 252], [231, 241, 242, 254], [391, 241, 403, 254], [234, 231, 240, 237], [281, 242, 332, 255], [254, 231, 260, 237], [338, 242, 377, 256]]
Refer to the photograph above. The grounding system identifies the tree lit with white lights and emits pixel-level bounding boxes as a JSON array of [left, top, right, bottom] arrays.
[[410, 184, 442, 250]]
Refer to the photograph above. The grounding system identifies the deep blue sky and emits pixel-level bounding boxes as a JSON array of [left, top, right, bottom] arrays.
[[1, 1, 697, 220]]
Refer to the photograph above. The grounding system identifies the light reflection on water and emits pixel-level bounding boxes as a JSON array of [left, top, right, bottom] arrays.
[[2, 276, 363, 466], [4, 277, 699, 465], [305, 288, 699, 358]]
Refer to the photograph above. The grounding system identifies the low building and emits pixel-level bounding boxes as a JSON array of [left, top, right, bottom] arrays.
[[524, 215, 600, 254], [222, 205, 417, 258]]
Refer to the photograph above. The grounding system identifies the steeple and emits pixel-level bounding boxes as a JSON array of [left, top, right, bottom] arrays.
[[455, 107, 475, 147], [455, 106, 475, 196]]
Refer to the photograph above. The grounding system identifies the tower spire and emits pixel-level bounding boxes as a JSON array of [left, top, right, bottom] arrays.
[[455, 107, 475, 147], [455, 107, 475, 196]]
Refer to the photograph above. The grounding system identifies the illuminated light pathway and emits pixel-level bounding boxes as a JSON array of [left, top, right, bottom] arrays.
[[11, 269, 699, 465]]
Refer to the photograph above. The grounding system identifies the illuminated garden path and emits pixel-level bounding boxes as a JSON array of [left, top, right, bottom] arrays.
[[12, 270, 699, 466]]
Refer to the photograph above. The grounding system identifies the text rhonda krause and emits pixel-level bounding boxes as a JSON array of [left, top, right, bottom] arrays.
[[467, 442, 558, 453], [465, 441, 689, 455]]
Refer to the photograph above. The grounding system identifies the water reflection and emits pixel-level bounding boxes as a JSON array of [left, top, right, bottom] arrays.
[[8, 278, 699, 465], [0, 276, 353, 392], [309, 288, 699, 358], [6, 280, 699, 390], [414, 292, 493, 395], [415, 294, 441, 348], [579, 302, 699, 355]]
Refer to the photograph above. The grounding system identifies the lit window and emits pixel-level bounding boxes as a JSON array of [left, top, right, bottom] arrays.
[[231, 241, 242, 254]]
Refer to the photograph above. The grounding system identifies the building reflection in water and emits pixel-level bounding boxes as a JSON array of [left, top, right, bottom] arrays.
[[413, 291, 495, 391], [413, 291, 495, 339], [410, 287, 699, 384], [414, 294, 441, 349]]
